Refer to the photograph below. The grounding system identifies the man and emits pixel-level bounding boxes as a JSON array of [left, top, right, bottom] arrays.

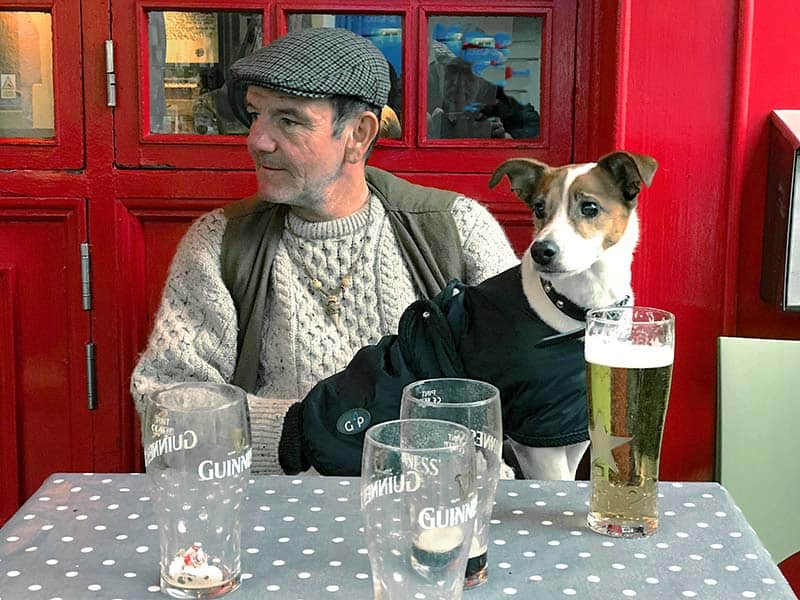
[[131, 27, 518, 474]]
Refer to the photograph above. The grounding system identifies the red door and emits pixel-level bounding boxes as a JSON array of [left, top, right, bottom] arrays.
[[0, 198, 92, 524], [0, 1, 91, 524]]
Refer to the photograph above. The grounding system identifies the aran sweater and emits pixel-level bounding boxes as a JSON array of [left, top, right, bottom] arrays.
[[131, 194, 518, 473]]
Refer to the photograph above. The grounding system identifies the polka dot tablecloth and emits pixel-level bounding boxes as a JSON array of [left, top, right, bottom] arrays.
[[0, 475, 794, 599]]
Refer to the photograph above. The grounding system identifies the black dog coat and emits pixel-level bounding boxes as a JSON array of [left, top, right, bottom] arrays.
[[284, 265, 588, 475]]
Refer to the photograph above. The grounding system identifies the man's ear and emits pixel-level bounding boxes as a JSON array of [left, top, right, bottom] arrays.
[[345, 111, 380, 163]]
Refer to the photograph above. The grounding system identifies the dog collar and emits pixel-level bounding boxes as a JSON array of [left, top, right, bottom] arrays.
[[535, 279, 631, 348], [540, 278, 590, 322]]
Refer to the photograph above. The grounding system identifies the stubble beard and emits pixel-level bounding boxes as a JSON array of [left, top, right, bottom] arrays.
[[265, 161, 346, 221]]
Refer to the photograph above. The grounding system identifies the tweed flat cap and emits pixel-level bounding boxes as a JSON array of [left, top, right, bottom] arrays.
[[228, 27, 390, 127]]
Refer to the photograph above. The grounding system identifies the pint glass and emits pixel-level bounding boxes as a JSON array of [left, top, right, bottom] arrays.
[[400, 378, 502, 588], [584, 307, 674, 537], [361, 419, 477, 600], [144, 382, 251, 598]]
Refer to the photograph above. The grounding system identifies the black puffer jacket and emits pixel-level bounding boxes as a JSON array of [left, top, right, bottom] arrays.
[[281, 265, 588, 475]]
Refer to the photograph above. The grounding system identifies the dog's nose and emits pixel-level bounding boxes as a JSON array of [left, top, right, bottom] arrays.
[[531, 240, 558, 265]]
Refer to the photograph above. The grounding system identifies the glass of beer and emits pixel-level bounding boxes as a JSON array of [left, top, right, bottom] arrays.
[[400, 378, 502, 588], [584, 306, 674, 538], [361, 419, 477, 600], [144, 382, 251, 598]]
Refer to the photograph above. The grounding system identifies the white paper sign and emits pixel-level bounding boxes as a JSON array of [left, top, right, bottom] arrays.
[[1, 74, 17, 99]]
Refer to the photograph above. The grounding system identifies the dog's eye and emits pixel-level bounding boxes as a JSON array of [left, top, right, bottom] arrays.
[[580, 201, 599, 217], [533, 201, 546, 219]]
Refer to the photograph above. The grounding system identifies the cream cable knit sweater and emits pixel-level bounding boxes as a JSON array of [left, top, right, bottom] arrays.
[[131, 194, 519, 474]]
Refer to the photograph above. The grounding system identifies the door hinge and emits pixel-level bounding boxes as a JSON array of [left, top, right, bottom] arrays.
[[105, 39, 116, 107], [80, 242, 92, 310], [86, 342, 97, 410]]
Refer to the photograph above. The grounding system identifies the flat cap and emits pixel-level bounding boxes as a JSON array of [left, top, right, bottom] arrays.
[[228, 27, 390, 127]]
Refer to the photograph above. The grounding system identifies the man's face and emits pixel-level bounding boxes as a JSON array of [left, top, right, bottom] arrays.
[[245, 86, 348, 216]]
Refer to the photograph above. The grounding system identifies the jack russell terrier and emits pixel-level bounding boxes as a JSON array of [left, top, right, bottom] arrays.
[[489, 150, 657, 479], [288, 151, 657, 480]]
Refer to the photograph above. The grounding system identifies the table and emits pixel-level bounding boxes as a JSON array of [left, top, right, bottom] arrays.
[[1, 474, 795, 599]]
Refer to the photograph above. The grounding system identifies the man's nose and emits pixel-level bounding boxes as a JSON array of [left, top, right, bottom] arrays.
[[247, 120, 277, 153]]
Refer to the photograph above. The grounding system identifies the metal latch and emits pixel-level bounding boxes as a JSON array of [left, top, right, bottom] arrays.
[[105, 40, 116, 107]]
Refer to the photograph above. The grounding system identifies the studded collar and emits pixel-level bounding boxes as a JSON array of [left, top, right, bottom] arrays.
[[540, 278, 591, 322], [535, 278, 631, 348]]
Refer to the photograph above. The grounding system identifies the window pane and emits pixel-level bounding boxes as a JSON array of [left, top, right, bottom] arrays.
[[427, 15, 541, 140], [287, 14, 403, 139], [148, 11, 262, 135], [0, 11, 54, 139]]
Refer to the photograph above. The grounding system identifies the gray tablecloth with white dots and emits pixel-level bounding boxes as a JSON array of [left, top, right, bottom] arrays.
[[0, 474, 795, 599]]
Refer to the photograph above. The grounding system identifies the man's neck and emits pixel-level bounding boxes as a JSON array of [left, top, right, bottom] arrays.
[[290, 170, 370, 222]]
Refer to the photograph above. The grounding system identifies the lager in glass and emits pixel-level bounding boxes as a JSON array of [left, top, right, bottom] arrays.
[[584, 307, 674, 537]]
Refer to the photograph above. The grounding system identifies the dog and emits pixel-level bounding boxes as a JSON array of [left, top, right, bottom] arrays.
[[488, 150, 657, 479], [292, 151, 657, 480]]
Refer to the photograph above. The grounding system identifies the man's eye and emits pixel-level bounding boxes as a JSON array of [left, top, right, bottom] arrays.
[[246, 111, 258, 125], [280, 117, 299, 128], [580, 201, 599, 217], [533, 201, 546, 219]]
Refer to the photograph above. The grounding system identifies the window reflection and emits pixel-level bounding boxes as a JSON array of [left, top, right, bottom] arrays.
[[288, 14, 403, 139], [148, 11, 262, 135], [0, 11, 54, 139], [427, 15, 541, 140]]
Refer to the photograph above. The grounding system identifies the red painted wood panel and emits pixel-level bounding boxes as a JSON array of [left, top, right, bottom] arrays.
[[620, 2, 737, 480], [0, 267, 20, 524], [0, 198, 91, 500], [121, 200, 225, 325], [574, 0, 626, 160], [735, 0, 800, 338]]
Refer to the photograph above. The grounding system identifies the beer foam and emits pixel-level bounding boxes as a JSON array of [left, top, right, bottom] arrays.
[[584, 338, 674, 368]]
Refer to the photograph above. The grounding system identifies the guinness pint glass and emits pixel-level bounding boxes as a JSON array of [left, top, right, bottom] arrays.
[[361, 419, 477, 600], [584, 307, 674, 537], [400, 378, 502, 588], [144, 382, 251, 598]]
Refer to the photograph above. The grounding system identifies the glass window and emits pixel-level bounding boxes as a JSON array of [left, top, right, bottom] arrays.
[[147, 11, 262, 135], [288, 14, 403, 139], [0, 11, 54, 139], [426, 15, 542, 140]]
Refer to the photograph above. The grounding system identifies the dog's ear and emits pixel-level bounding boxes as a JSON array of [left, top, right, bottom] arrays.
[[488, 158, 550, 207], [597, 151, 658, 204]]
